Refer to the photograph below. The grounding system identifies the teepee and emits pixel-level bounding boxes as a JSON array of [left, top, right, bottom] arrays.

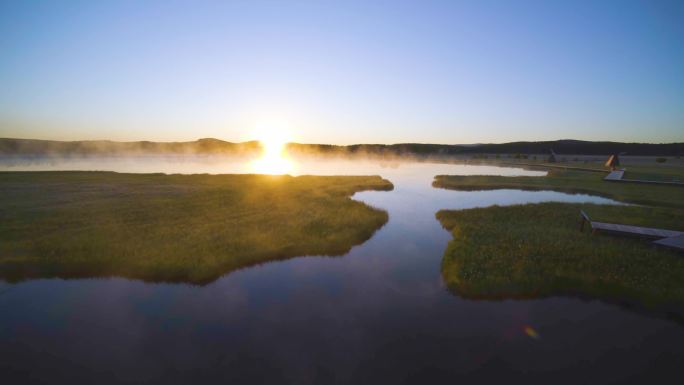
[[605, 154, 620, 170]]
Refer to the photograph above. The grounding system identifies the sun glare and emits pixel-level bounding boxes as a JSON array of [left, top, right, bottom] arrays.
[[251, 126, 294, 175]]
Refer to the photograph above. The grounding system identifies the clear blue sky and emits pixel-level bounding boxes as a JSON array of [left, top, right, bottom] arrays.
[[1, 0, 682, 144]]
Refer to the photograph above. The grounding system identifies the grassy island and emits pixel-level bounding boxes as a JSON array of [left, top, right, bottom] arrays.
[[434, 167, 684, 311], [0, 172, 393, 284]]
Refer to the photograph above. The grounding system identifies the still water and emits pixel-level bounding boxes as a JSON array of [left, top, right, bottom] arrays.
[[1, 156, 682, 384]]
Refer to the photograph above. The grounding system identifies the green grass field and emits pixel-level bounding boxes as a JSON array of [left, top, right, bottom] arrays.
[[0, 172, 393, 284], [434, 166, 684, 312], [622, 165, 684, 182]]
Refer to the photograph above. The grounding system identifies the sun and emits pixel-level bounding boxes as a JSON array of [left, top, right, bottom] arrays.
[[250, 126, 294, 175]]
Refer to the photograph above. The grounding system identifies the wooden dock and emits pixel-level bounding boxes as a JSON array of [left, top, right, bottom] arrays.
[[580, 210, 684, 251]]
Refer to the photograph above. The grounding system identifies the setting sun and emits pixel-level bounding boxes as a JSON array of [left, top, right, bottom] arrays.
[[250, 126, 294, 175]]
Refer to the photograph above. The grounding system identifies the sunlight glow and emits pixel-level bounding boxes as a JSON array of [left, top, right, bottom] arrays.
[[250, 125, 294, 175]]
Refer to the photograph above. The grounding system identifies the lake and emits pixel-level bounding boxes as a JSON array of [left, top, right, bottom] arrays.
[[1, 155, 682, 384]]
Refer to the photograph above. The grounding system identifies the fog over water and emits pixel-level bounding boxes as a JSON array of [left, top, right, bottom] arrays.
[[1, 155, 681, 384], [0, 153, 535, 175]]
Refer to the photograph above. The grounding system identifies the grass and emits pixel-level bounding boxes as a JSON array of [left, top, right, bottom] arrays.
[[0, 171, 393, 284], [622, 165, 684, 182], [434, 166, 684, 312], [434, 168, 684, 208]]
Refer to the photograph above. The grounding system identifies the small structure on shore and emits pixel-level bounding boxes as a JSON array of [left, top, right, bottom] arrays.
[[605, 154, 620, 170], [548, 149, 557, 163]]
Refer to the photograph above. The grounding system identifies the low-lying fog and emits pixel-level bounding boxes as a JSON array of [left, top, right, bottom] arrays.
[[0, 153, 554, 177]]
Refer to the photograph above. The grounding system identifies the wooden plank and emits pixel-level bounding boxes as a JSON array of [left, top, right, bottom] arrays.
[[590, 221, 684, 239], [654, 235, 684, 251], [603, 170, 624, 181]]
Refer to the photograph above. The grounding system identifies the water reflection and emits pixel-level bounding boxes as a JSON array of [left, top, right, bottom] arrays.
[[1, 156, 683, 384]]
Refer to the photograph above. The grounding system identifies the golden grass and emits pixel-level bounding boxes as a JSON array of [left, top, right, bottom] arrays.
[[0, 172, 393, 284]]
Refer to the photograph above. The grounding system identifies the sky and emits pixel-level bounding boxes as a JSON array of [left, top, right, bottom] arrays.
[[0, 0, 683, 144]]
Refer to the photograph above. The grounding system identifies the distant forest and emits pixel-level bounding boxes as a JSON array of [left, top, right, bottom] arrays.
[[1, 138, 683, 157]]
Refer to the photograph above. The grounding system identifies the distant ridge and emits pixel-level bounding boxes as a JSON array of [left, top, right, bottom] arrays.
[[1, 138, 683, 156], [450, 139, 684, 156], [289, 140, 684, 156]]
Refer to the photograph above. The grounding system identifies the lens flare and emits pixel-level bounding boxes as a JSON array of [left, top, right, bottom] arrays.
[[524, 326, 540, 340]]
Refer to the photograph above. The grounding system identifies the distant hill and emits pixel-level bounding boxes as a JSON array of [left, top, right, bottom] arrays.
[[435, 139, 684, 156], [288, 140, 684, 157], [1, 138, 683, 157]]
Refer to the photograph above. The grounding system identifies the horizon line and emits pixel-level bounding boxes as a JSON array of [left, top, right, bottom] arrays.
[[2, 136, 684, 146]]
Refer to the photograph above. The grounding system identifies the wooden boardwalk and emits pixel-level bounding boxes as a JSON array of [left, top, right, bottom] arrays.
[[589, 221, 683, 239], [580, 210, 684, 251], [603, 170, 624, 181], [654, 235, 684, 250]]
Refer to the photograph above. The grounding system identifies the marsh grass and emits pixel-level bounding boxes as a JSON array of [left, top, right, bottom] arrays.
[[434, 167, 684, 312], [622, 165, 684, 182], [437, 203, 684, 310], [0, 172, 393, 284]]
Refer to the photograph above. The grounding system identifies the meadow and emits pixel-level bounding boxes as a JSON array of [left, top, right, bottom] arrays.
[[434, 165, 684, 312], [0, 172, 392, 284]]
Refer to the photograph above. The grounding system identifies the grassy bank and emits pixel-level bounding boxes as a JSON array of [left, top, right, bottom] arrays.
[[434, 167, 684, 312], [437, 203, 684, 309], [0, 172, 393, 284], [434, 169, 684, 208]]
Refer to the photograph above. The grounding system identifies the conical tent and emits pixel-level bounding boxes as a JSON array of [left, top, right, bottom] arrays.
[[605, 154, 620, 169]]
